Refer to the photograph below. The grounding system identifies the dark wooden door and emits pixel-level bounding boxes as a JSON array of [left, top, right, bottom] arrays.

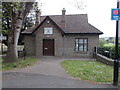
[[43, 39, 54, 56]]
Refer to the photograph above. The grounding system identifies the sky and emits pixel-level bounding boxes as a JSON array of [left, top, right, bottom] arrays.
[[37, 0, 118, 37]]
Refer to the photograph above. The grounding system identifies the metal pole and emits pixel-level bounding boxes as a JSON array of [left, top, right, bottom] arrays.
[[0, 34, 3, 55], [113, 0, 119, 86]]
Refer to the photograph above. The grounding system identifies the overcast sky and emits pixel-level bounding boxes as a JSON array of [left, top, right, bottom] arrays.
[[37, 0, 117, 37]]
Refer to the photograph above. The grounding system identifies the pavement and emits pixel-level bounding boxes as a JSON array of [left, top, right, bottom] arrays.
[[2, 56, 119, 88]]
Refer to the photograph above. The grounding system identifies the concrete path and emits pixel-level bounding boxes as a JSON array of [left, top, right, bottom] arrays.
[[2, 56, 119, 88]]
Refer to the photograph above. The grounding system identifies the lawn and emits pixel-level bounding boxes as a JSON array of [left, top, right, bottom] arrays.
[[61, 60, 115, 84], [2, 57, 37, 71]]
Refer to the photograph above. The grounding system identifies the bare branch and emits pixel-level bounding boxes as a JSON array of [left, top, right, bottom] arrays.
[[67, 0, 87, 10], [23, 2, 34, 19], [75, 0, 86, 10]]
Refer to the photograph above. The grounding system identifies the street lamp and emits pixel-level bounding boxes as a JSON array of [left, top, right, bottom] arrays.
[[113, 0, 120, 86]]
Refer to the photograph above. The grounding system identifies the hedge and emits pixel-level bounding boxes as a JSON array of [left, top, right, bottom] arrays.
[[97, 45, 120, 60]]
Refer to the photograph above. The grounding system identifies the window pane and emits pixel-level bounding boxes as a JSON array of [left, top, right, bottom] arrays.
[[84, 39, 87, 43], [79, 45, 83, 51], [79, 48, 83, 51], [84, 44, 87, 48], [76, 44, 78, 48], [84, 44, 87, 51], [79, 39, 83, 43], [76, 39, 79, 43], [76, 43, 78, 47], [75, 43, 79, 51], [84, 48, 87, 51]]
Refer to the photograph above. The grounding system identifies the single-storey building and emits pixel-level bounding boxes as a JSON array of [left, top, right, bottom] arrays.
[[22, 8, 103, 58]]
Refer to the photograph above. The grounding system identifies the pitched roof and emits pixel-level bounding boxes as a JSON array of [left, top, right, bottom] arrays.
[[22, 14, 103, 35], [22, 25, 35, 34]]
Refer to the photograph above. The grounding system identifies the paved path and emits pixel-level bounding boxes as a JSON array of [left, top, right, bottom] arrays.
[[3, 57, 95, 78], [3, 57, 71, 78], [2, 72, 118, 88], [2, 57, 119, 88]]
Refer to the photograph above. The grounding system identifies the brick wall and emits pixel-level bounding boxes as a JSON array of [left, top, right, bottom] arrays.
[[24, 35, 36, 56], [63, 34, 99, 58]]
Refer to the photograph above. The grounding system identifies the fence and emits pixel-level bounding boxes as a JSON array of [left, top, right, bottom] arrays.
[[0, 44, 25, 58], [0, 43, 7, 54]]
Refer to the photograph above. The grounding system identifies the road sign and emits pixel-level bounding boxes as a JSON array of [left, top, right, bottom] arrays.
[[111, 9, 120, 20]]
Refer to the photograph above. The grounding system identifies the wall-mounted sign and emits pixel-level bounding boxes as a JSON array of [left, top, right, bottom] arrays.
[[44, 27, 53, 34], [111, 9, 120, 20]]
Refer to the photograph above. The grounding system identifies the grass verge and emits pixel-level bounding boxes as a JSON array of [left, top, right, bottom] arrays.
[[2, 58, 37, 71], [61, 60, 114, 83]]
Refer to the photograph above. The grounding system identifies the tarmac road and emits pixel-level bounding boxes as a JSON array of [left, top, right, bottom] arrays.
[[2, 72, 118, 88]]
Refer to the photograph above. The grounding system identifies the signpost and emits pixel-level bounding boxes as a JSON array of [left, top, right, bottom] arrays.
[[111, 9, 120, 20], [111, 0, 120, 86]]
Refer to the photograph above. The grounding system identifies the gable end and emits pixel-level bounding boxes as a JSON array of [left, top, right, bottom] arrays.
[[32, 16, 65, 35]]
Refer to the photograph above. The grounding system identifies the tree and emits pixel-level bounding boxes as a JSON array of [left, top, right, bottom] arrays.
[[99, 38, 107, 47], [74, 0, 87, 10], [0, 2, 2, 34], [3, 2, 35, 62], [67, 0, 87, 10], [2, 4, 35, 46], [2, 3, 11, 46], [19, 10, 36, 45]]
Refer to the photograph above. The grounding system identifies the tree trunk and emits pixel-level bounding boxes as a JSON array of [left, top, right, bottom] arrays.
[[6, 30, 17, 62], [6, 17, 23, 62]]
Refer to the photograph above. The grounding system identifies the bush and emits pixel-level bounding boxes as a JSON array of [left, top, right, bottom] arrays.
[[98, 45, 120, 60], [98, 46, 111, 57], [110, 45, 120, 60]]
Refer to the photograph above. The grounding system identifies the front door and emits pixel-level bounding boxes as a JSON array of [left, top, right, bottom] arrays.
[[43, 39, 54, 56]]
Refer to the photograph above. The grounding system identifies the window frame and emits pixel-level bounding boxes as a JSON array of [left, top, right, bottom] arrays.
[[75, 38, 88, 52]]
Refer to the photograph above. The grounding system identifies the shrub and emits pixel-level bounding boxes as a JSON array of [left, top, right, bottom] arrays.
[[98, 45, 120, 60]]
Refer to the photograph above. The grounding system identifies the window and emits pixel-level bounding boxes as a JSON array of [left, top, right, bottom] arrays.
[[75, 38, 88, 51]]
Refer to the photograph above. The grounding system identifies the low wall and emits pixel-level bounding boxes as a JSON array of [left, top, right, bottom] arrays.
[[95, 54, 120, 66]]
